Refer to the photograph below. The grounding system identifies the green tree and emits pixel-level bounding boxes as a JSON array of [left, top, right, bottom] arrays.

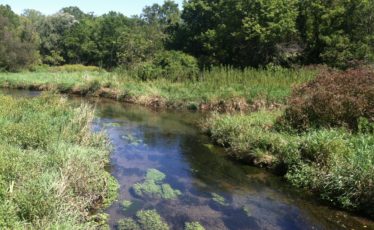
[[94, 11, 132, 68], [179, 0, 299, 67], [298, 0, 374, 68], [37, 12, 77, 65], [118, 23, 165, 68], [0, 5, 39, 71]]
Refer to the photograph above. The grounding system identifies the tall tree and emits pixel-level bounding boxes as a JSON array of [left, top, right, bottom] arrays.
[[298, 0, 374, 68], [37, 12, 77, 65], [179, 0, 299, 67], [0, 5, 39, 71]]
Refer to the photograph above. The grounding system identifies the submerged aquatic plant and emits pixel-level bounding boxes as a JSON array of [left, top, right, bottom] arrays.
[[211, 193, 228, 206], [132, 169, 181, 200], [118, 218, 140, 230], [122, 133, 142, 146], [121, 200, 133, 211], [103, 122, 122, 127], [185, 222, 205, 230], [242, 206, 252, 217], [118, 210, 169, 230]]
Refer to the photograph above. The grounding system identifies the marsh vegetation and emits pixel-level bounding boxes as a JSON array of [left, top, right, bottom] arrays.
[[0, 94, 118, 228]]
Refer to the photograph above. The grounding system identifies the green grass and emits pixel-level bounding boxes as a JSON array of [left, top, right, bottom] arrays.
[[0, 67, 316, 110], [204, 110, 374, 218], [0, 94, 118, 229]]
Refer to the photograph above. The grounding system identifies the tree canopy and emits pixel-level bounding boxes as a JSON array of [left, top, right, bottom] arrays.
[[0, 0, 373, 71]]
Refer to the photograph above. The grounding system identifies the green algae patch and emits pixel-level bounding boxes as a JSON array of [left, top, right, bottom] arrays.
[[118, 210, 169, 230], [121, 200, 133, 211], [185, 222, 206, 230], [121, 134, 142, 146], [242, 206, 252, 217], [132, 169, 181, 200], [103, 122, 122, 127], [211, 193, 228, 206]]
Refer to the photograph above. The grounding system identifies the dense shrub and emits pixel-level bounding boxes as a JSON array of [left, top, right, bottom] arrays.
[[278, 69, 374, 131], [137, 51, 199, 81]]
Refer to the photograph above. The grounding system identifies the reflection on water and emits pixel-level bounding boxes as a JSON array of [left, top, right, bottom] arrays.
[[1, 90, 373, 230], [92, 100, 373, 230]]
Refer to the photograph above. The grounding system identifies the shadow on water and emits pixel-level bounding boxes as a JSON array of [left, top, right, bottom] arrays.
[[1, 90, 373, 230]]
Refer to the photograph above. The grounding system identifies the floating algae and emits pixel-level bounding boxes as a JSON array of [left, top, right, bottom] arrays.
[[122, 133, 142, 146], [211, 193, 228, 206], [121, 200, 133, 211], [242, 206, 252, 217], [103, 122, 122, 127], [185, 222, 206, 230], [118, 210, 169, 230], [132, 169, 181, 200]]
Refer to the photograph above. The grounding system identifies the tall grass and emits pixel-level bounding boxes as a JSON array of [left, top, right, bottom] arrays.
[[204, 110, 374, 218], [0, 66, 317, 110], [0, 94, 118, 228]]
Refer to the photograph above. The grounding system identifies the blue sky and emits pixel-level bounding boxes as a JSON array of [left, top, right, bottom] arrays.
[[1, 0, 184, 16]]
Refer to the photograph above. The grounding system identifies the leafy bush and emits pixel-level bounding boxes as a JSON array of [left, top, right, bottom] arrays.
[[278, 69, 374, 131], [137, 51, 199, 81]]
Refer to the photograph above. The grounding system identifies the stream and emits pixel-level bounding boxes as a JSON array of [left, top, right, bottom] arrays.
[[2, 89, 374, 230]]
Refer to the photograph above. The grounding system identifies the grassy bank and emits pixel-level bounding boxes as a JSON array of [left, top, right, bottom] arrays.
[[203, 69, 374, 218], [204, 110, 374, 218], [0, 94, 118, 228], [0, 67, 316, 111]]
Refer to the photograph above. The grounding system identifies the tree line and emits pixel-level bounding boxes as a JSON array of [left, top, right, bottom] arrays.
[[0, 0, 373, 72]]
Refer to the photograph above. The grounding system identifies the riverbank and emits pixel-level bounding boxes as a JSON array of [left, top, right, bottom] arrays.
[[0, 67, 316, 112], [0, 94, 118, 228], [203, 69, 374, 219], [203, 110, 374, 219]]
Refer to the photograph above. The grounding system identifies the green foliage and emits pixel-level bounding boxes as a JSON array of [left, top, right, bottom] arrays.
[[3, 0, 374, 70], [298, 0, 374, 68], [0, 94, 118, 228], [132, 169, 181, 200], [0, 5, 39, 71], [136, 51, 199, 81], [179, 0, 299, 67], [118, 23, 165, 68], [185, 222, 205, 230], [37, 12, 77, 65]]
